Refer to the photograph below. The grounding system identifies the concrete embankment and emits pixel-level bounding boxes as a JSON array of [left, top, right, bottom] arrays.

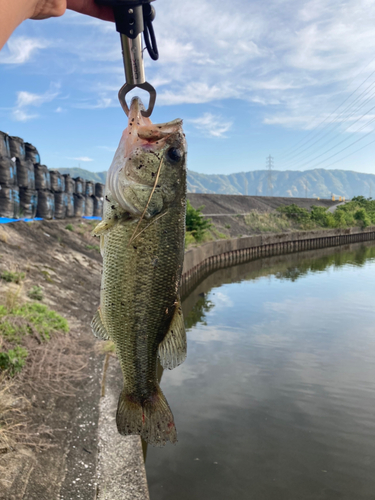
[[181, 226, 375, 296]]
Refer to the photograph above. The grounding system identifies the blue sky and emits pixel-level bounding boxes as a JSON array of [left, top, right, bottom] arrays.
[[2, 0, 375, 176]]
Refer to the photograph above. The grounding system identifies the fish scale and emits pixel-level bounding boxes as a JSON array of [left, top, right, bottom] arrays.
[[91, 97, 187, 446]]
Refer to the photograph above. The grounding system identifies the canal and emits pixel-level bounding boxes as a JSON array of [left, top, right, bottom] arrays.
[[146, 241, 375, 500]]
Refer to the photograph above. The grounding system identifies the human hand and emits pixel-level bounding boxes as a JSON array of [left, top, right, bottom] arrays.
[[29, 0, 114, 22], [66, 0, 114, 22]]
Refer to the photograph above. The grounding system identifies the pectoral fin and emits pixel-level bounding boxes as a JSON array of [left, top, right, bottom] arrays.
[[91, 308, 110, 340], [92, 217, 116, 236], [158, 299, 187, 370]]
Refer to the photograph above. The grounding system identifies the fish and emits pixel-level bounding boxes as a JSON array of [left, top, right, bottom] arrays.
[[91, 97, 187, 446]]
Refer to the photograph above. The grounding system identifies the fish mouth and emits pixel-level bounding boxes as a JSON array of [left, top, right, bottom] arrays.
[[107, 97, 185, 215], [128, 97, 183, 145]]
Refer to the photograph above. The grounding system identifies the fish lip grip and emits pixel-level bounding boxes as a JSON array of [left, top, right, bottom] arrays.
[[95, 0, 158, 117]]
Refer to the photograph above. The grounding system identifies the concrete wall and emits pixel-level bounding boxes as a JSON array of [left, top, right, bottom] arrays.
[[181, 226, 375, 296]]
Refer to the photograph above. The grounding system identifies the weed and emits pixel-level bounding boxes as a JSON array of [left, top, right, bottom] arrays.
[[0, 229, 8, 244], [28, 286, 43, 301], [224, 224, 231, 229], [210, 227, 227, 239], [65, 224, 74, 231], [100, 341, 116, 355], [5, 286, 22, 312], [0, 303, 69, 343], [1, 271, 25, 284], [0, 346, 28, 376], [245, 211, 294, 233], [86, 244, 100, 253], [41, 270, 53, 283], [0, 372, 28, 451]]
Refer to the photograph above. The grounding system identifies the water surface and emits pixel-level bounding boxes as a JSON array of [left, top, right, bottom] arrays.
[[147, 243, 375, 500]]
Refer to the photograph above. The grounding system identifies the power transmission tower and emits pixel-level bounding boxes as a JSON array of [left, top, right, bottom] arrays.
[[266, 155, 274, 196]]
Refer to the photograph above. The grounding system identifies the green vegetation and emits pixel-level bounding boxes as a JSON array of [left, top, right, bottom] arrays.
[[86, 244, 100, 253], [0, 302, 69, 377], [244, 211, 293, 233], [0, 347, 28, 377], [278, 197, 375, 230], [185, 200, 212, 244], [65, 223, 74, 231], [1, 271, 25, 284], [27, 285, 43, 301]]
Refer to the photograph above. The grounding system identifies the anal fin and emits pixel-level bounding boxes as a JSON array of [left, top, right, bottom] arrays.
[[91, 308, 110, 340], [158, 299, 187, 370]]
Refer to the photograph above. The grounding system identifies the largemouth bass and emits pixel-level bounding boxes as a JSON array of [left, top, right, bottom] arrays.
[[92, 97, 187, 446]]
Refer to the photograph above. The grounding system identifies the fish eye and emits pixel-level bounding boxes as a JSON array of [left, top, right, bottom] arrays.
[[167, 147, 182, 163]]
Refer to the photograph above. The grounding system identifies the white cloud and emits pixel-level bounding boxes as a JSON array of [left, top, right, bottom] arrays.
[[0, 36, 48, 64], [68, 157, 94, 162], [188, 112, 233, 138], [12, 85, 60, 122], [74, 96, 114, 109]]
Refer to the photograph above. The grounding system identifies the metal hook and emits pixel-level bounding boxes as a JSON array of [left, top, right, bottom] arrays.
[[118, 82, 157, 118]]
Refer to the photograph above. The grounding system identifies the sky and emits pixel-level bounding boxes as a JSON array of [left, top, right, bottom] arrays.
[[2, 0, 375, 176]]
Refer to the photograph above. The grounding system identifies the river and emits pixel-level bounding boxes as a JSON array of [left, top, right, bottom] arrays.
[[146, 241, 375, 500]]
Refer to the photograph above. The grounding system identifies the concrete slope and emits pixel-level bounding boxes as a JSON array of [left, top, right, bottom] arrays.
[[187, 194, 338, 215]]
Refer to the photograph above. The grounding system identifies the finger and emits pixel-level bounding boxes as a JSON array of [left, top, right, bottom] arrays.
[[67, 0, 115, 22]]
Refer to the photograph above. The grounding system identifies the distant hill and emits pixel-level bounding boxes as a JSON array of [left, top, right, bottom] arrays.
[[54, 168, 106, 184], [56, 167, 375, 199]]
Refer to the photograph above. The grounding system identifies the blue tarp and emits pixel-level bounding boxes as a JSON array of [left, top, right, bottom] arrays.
[[0, 217, 101, 224]]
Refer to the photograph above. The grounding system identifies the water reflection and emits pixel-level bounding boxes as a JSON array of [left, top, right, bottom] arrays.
[[146, 241, 375, 500]]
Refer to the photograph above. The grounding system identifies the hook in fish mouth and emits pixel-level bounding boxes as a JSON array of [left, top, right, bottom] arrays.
[[118, 83, 157, 118]]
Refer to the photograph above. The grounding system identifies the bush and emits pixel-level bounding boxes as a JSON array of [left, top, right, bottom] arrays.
[[186, 200, 212, 242]]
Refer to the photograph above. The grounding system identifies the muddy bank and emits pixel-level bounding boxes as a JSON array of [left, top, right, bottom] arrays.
[[0, 219, 103, 500]]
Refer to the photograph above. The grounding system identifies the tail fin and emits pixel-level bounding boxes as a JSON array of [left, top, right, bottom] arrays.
[[116, 384, 177, 447]]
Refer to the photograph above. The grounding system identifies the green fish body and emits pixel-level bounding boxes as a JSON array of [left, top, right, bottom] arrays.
[[92, 98, 187, 446]]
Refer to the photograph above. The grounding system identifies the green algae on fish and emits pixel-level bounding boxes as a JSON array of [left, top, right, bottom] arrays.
[[91, 98, 187, 446]]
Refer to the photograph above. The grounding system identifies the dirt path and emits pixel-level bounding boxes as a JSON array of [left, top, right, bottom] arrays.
[[0, 219, 104, 499]]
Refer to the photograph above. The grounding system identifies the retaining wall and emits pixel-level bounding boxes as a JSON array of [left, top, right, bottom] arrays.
[[181, 226, 375, 296]]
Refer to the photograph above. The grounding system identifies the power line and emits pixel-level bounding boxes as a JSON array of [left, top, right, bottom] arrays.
[[318, 137, 375, 170], [296, 126, 375, 171], [277, 62, 375, 161], [284, 107, 375, 170], [280, 90, 375, 169], [279, 77, 375, 166]]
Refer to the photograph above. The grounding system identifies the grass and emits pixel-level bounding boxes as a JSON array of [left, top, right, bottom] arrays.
[[86, 244, 100, 253], [27, 286, 43, 301], [1, 271, 25, 284], [0, 303, 69, 344], [278, 197, 375, 230], [0, 371, 27, 452], [65, 224, 74, 231], [0, 291, 69, 379], [244, 211, 294, 233]]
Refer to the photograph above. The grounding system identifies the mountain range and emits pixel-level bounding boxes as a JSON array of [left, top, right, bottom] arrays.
[[56, 167, 375, 199]]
